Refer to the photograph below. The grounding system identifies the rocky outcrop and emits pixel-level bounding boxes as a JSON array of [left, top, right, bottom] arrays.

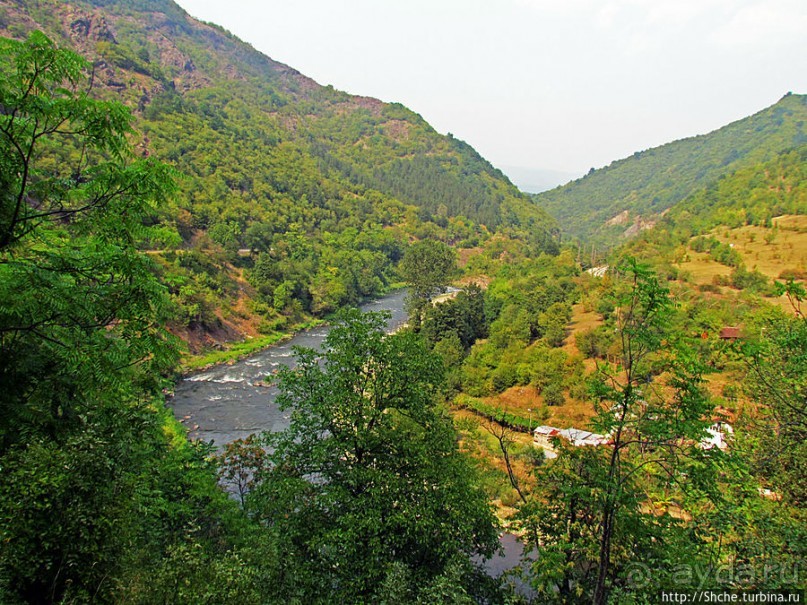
[[69, 14, 116, 43], [605, 210, 631, 226]]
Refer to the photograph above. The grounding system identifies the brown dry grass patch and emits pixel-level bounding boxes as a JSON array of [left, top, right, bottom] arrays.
[[713, 220, 807, 281], [481, 385, 597, 430], [561, 304, 603, 355], [677, 215, 807, 289], [677, 251, 732, 286]]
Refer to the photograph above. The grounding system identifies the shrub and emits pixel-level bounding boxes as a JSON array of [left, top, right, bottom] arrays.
[[542, 382, 566, 406]]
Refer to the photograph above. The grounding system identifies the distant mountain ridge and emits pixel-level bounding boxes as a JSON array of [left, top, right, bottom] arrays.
[[532, 93, 807, 246]]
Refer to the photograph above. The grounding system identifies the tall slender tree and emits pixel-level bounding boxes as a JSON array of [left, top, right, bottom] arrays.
[[519, 261, 723, 603]]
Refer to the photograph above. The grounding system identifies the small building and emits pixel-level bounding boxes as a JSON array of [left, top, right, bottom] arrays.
[[532, 425, 560, 450], [586, 265, 609, 278], [534, 425, 607, 451], [700, 422, 734, 451], [719, 327, 743, 340], [558, 428, 608, 447]]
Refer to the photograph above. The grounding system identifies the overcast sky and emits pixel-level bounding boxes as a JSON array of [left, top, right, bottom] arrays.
[[175, 0, 807, 178]]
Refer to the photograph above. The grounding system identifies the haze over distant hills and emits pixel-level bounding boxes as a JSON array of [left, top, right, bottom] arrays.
[[2, 0, 802, 263], [532, 93, 807, 246], [499, 165, 582, 194], [0, 0, 562, 343]]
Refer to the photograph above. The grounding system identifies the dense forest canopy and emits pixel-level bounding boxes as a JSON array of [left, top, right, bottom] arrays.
[[0, 31, 507, 604], [0, 0, 559, 347], [2, 0, 546, 236]]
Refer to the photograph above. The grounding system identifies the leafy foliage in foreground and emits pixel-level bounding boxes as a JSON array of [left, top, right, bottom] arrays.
[[499, 263, 807, 603], [418, 239, 806, 601], [0, 31, 178, 444], [0, 32, 262, 604], [245, 310, 500, 603], [0, 31, 508, 605]]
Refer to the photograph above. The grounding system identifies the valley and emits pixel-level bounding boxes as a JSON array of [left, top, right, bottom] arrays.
[[0, 2, 804, 603]]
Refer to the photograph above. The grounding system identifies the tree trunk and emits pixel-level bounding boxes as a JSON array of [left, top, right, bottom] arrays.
[[593, 502, 615, 605]]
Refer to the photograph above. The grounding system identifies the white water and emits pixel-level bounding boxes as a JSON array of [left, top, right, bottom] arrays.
[[169, 290, 409, 446]]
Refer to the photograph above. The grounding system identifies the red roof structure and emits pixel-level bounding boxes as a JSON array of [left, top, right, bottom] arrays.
[[719, 326, 742, 340]]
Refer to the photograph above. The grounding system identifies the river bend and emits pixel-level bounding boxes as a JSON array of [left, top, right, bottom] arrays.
[[170, 289, 409, 446]]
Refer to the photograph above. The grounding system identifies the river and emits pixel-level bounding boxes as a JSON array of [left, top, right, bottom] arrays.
[[170, 289, 409, 446]]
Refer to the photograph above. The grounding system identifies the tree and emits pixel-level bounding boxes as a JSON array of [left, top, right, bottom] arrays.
[[399, 239, 457, 329], [589, 262, 721, 604], [744, 281, 806, 501], [481, 416, 528, 505], [0, 33, 245, 604], [488, 304, 531, 350], [697, 281, 807, 595], [216, 435, 269, 507], [728, 286, 807, 590], [0, 31, 178, 445], [250, 309, 499, 603], [518, 261, 723, 603], [538, 301, 573, 347], [421, 283, 488, 350], [518, 443, 613, 602]]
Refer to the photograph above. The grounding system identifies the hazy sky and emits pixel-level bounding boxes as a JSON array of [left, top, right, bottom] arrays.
[[175, 0, 807, 176]]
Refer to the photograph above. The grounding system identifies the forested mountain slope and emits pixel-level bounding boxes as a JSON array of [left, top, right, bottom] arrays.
[[662, 146, 807, 236], [0, 32, 508, 603], [533, 93, 807, 246], [1, 0, 549, 233], [623, 146, 807, 289], [2, 22, 805, 603], [0, 0, 557, 349]]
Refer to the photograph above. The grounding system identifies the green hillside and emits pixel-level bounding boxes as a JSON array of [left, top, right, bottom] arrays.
[[1, 0, 551, 233], [533, 93, 807, 246], [2, 17, 805, 603], [620, 146, 807, 293], [625, 146, 807, 251], [0, 0, 557, 348], [664, 146, 807, 235]]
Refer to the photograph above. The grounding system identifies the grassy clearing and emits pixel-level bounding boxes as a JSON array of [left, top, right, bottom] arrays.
[[713, 218, 807, 281], [544, 398, 599, 428], [675, 214, 806, 315], [179, 318, 324, 374], [563, 303, 604, 374], [562, 304, 603, 354], [677, 250, 733, 286], [677, 214, 807, 288], [477, 384, 598, 431]]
